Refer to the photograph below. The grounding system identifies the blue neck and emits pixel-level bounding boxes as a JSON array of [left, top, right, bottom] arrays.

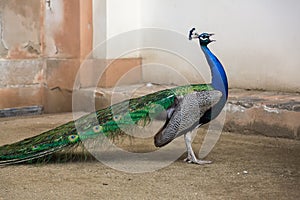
[[201, 45, 228, 99]]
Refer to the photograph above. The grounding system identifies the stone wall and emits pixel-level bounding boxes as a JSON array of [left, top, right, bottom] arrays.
[[0, 1, 97, 113], [0, 0, 44, 112], [0, 0, 143, 114]]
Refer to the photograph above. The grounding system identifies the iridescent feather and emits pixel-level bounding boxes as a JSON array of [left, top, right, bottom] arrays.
[[0, 84, 214, 165], [0, 28, 228, 165]]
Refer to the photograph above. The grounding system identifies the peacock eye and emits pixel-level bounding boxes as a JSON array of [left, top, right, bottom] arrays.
[[68, 135, 79, 142], [113, 115, 122, 121], [32, 145, 39, 150], [93, 125, 103, 133]]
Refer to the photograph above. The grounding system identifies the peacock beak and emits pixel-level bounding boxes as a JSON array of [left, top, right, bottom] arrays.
[[209, 33, 216, 42]]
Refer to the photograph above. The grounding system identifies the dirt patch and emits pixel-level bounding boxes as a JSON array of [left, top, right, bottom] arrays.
[[0, 113, 299, 200]]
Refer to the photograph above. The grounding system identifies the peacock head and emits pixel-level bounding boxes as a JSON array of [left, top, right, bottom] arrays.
[[189, 28, 215, 46]]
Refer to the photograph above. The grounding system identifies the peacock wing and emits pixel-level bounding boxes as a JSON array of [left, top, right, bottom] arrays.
[[154, 90, 222, 147]]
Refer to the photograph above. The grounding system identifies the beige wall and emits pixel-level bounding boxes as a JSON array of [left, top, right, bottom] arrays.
[[98, 0, 300, 92]]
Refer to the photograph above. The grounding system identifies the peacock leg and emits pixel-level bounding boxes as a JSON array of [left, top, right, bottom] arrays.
[[183, 132, 212, 165]]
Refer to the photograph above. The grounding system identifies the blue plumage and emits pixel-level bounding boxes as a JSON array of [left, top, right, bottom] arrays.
[[154, 29, 228, 164]]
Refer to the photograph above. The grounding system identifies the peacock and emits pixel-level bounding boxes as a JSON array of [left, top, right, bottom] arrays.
[[0, 28, 228, 165]]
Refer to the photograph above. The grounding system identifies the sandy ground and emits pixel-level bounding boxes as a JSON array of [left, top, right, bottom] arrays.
[[0, 113, 299, 200]]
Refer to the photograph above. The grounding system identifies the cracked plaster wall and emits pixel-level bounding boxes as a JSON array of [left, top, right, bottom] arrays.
[[0, 0, 41, 59], [0, 1, 45, 111], [0, 0, 89, 113]]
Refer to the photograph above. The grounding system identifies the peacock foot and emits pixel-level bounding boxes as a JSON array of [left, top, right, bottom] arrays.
[[183, 157, 212, 165]]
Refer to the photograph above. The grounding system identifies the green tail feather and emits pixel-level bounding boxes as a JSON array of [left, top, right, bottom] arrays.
[[0, 84, 213, 165]]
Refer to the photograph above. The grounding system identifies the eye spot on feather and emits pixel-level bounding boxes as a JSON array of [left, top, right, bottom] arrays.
[[93, 125, 103, 133], [32, 145, 39, 150], [113, 115, 122, 121], [68, 135, 79, 143]]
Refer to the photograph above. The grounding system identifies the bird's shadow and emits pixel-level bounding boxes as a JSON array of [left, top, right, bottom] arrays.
[[10, 150, 189, 166]]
